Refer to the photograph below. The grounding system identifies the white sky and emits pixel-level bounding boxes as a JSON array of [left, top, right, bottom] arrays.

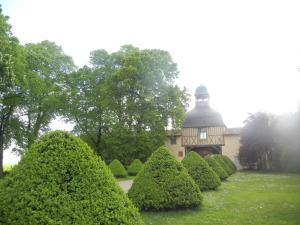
[[2, 0, 300, 164]]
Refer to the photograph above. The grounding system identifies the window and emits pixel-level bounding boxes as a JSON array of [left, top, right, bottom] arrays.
[[170, 136, 177, 144], [198, 128, 207, 139], [178, 151, 183, 157]]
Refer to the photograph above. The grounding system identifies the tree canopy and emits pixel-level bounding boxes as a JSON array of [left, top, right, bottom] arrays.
[[239, 110, 300, 172], [0, 4, 189, 174], [63, 45, 189, 164], [0, 5, 26, 177]]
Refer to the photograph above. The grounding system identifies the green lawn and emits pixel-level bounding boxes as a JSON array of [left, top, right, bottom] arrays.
[[142, 172, 300, 225]]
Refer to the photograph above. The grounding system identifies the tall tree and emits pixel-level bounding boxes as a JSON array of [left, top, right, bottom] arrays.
[[239, 112, 276, 170], [64, 45, 189, 164], [13, 41, 75, 151], [0, 5, 26, 177], [274, 107, 300, 172]]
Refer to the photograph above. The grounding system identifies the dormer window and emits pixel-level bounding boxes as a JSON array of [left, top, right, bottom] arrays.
[[198, 128, 207, 139]]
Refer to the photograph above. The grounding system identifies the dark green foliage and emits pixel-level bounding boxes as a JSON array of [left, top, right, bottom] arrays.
[[222, 155, 237, 172], [213, 155, 233, 175], [182, 152, 221, 191], [0, 131, 143, 225], [127, 159, 143, 176], [109, 159, 128, 178], [0, 5, 26, 177], [205, 155, 229, 180], [128, 146, 202, 211], [64, 46, 189, 165]]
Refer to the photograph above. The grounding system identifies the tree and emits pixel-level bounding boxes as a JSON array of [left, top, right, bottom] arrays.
[[0, 5, 26, 177], [274, 108, 300, 172], [13, 41, 75, 151], [239, 112, 276, 170], [64, 45, 189, 165]]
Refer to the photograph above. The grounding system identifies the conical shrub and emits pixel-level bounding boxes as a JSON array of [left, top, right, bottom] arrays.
[[128, 146, 202, 211], [182, 151, 221, 191], [222, 155, 237, 172], [0, 131, 143, 225], [127, 159, 143, 176], [109, 159, 128, 178], [205, 155, 229, 180], [213, 155, 233, 175]]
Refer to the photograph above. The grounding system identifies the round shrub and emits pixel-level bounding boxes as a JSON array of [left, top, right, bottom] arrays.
[[182, 151, 221, 191], [128, 146, 202, 211], [205, 155, 229, 180], [127, 159, 143, 176], [213, 155, 233, 175], [0, 131, 143, 225], [109, 159, 128, 178]]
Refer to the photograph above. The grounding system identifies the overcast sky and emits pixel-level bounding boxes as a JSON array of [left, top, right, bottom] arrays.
[[2, 0, 300, 164]]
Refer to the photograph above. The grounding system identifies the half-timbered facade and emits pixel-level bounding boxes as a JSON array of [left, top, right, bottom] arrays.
[[165, 85, 241, 164]]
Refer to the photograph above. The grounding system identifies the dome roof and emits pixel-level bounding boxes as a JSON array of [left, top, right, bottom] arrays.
[[183, 104, 225, 128], [183, 85, 225, 128]]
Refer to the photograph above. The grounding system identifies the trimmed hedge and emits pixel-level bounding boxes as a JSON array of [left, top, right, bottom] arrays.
[[127, 159, 143, 176], [205, 155, 229, 180], [182, 151, 221, 191], [128, 146, 203, 211], [222, 155, 237, 172], [0, 131, 143, 225], [109, 159, 128, 178], [213, 155, 233, 175]]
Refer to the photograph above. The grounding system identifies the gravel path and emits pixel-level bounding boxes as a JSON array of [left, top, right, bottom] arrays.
[[118, 180, 133, 193]]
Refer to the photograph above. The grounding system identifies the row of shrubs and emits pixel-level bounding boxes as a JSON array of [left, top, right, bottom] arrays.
[[0, 131, 237, 224], [127, 147, 237, 211], [108, 159, 143, 178]]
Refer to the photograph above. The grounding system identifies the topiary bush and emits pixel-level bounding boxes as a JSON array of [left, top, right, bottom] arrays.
[[222, 155, 237, 172], [109, 159, 128, 178], [205, 155, 229, 180], [128, 146, 203, 211], [182, 151, 221, 191], [0, 131, 144, 225], [213, 155, 233, 175], [127, 159, 143, 176]]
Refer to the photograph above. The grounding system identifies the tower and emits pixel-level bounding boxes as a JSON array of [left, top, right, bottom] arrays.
[[182, 85, 226, 156]]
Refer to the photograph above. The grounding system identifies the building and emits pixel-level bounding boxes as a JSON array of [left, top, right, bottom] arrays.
[[165, 85, 241, 167]]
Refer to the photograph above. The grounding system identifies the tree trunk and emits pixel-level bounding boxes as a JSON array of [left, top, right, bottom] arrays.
[[27, 110, 46, 148], [0, 129, 4, 178]]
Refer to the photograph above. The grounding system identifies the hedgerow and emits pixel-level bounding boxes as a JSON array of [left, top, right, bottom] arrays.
[[109, 159, 128, 178], [222, 155, 237, 172], [182, 151, 221, 191], [0, 131, 144, 225], [127, 159, 143, 176], [128, 146, 202, 211], [205, 155, 229, 180], [213, 155, 233, 175]]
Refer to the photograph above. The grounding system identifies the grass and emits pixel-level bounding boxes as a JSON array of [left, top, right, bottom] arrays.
[[142, 171, 300, 225]]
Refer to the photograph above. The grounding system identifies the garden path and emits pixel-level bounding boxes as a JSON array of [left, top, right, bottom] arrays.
[[118, 180, 133, 193]]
